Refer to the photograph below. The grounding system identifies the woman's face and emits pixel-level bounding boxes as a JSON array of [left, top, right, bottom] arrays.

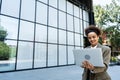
[[87, 32, 99, 47]]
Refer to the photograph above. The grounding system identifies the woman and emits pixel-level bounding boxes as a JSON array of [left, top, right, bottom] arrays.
[[82, 25, 111, 80]]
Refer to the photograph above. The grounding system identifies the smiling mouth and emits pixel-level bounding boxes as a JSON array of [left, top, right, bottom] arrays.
[[91, 42, 96, 45], [90, 41, 94, 43]]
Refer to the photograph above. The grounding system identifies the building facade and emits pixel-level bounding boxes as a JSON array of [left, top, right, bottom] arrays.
[[0, 0, 94, 72]]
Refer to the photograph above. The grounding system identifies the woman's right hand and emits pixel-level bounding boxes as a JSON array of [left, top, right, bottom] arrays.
[[82, 60, 95, 70]]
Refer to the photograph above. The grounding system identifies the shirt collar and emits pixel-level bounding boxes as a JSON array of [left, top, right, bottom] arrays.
[[91, 45, 97, 48]]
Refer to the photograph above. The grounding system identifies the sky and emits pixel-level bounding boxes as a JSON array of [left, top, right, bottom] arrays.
[[93, 0, 112, 6]]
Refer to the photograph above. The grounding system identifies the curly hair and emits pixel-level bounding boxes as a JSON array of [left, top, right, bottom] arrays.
[[85, 25, 101, 36]]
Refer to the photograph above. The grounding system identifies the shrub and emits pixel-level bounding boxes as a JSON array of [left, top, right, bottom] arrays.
[[110, 56, 118, 62], [0, 41, 10, 60], [0, 30, 7, 41]]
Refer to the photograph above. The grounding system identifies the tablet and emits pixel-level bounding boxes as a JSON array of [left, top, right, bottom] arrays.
[[73, 48, 104, 67]]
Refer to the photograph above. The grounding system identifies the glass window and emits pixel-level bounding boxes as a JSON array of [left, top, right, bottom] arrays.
[[48, 44, 57, 66], [80, 20, 83, 34], [48, 27, 57, 43], [84, 21, 89, 30], [74, 5, 79, 18], [0, 40, 17, 72], [49, 0, 57, 8], [68, 46, 74, 64], [83, 21, 89, 36], [59, 30, 66, 44], [21, 0, 35, 21], [79, 8, 82, 19], [86, 22, 89, 27], [59, 45, 67, 65], [38, 0, 47, 4], [59, 0, 66, 12], [0, 16, 18, 39], [67, 32, 74, 45], [74, 17, 80, 33], [19, 20, 34, 41], [35, 24, 47, 42], [34, 43, 46, 68], [75, 34, 80, 46], [49, 7, 57, 27], [75, 46, 82, 49], [86, 11, 89, 22], [36, 2, 47, 24], [67, 1, 73, 15], [17, 41, 33, 69], [83, 10, 87, 21], [1, 0, 20, 18], [59, 11, 66, 30], [80, 35, 84, 47], [84, 21, 87, 29], [67, 14, 73, 31]]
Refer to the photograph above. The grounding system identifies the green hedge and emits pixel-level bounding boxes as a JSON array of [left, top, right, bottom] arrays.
[[0, 41, 10, 60], [0, 30, 7, 41], [110, 56, 118, 62]]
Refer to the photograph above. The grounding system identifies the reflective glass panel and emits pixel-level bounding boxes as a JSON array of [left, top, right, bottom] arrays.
[[34, 43, 46, 68], [35, 24, 47, 42], [83, 21, 89, 36], [49, 7, 57, 27], [0, 40, 17, 72], [67, 14, 73, 31], [48, 44, 57, 66], [17, 41, 33, 69], [59, 45, 67, 65], [75, 46, 82, 49], [19, 20, 34, 41], [49, 0, 57, 8], [59, 11, 66, 30], [75, 34, 80, 46], [79, 8, 82, 19], [80, 20, 83, 34], [1, 0, 20, 18], [21, 0, 35, 21], [36, 2, 47, 24], [59, 0, 66, 12], [80, 35, 84, 47], [68, 46, 74, 64], [86, 11, 89, 22], [38, 0, 47, 4], [74, 5, 79, 18], [59, 30, 66, 44], [83, 10, 87, 21], [74, 17, 80, 33], [67, 32, 74, 45], [67, 1, 73, 15], [0, 16, 18, 39], [48, 27, 57, 43]]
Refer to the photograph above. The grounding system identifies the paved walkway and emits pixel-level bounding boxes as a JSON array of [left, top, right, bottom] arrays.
[[0, 65, 120, 80]]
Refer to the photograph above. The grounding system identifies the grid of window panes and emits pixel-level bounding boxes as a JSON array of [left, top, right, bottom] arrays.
[[0, 0, 89, 72]]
